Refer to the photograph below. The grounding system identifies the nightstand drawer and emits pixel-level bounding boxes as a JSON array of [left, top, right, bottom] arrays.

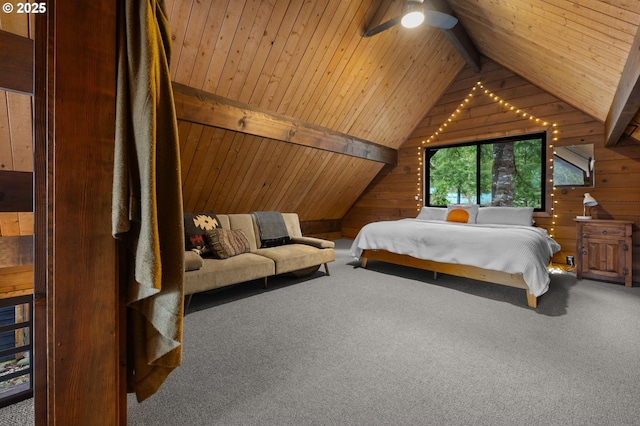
[[581, 224, 628, 238]]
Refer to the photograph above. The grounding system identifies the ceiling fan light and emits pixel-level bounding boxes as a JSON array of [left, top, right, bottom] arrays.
[[401, 2, 425, 28]]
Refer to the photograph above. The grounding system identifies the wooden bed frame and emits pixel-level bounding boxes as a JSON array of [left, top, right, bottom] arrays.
[[359, 249, 538, 308]]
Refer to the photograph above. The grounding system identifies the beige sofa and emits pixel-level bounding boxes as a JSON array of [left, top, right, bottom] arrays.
[[184, 213, 335, 304]]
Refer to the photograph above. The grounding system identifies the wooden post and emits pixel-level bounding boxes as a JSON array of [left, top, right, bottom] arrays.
[[34, 1, 124, 424]]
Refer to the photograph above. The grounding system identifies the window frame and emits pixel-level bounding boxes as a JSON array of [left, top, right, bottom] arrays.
[[424, 132, 547, 212]]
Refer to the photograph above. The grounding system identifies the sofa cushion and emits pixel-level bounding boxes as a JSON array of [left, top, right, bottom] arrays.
[[206, 228, 251, 259], [183, 253, 275, 295], [184, 211, 222, 251], [227, 214, 261, 251], [254, 244, 335, 275], [184, 250, 204, 272]]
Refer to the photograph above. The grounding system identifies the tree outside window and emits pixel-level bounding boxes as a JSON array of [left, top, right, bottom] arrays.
[[426, 133, 545, 210]]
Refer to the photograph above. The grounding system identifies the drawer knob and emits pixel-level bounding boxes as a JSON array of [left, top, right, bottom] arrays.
[[602, 230, 608, 235]]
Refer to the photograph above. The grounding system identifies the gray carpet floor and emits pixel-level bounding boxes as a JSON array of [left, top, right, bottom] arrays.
[[3, 239, 640, 425]]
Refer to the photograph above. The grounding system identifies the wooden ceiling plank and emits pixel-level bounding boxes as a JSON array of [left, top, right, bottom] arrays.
[[327, 28, 419, 134], [6, 92, 33, 172], [216, 133, 258, 213], [250, 1, 317, 110], [184, 0, 230, 89], [216, 0, 268, 99], [181, 124, 212, 209], [234, 0, 290, 104], [257, 143, 306, 211], [241, 139, 290, 213], [552, 0, 640, 34], [173, 82, 397, 164], [267, 1, 332, 114], [316, 19, 409, 132], [201, 1, 245, 95], [265, 144, 312, 211], [0, 30, 33, 95], [605, 23, 640, 146], [223, 2, 286, 102], [186, 127, 227, 212], [178, 121, 201, 184], [293, 1, 374, 120], [340, 31, 461, 146], [172, 0, 214, 84], [201, 129, 238, 211], [457, 1, 628, 74], [0, 92, 12, 168], [297, 1, 376, 123], [167, 0, 196, 76], [246, 1, 306, 106], [277, 0, 345, 117], [227, 135, 271, 213]]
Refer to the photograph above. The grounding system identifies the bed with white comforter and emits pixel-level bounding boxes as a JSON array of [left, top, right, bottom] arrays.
[[350, 218, 561, 303]]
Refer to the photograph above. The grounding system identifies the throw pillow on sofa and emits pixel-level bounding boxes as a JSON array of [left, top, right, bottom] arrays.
[[184, 210, 221, 252], [206, 228, 251, 259]]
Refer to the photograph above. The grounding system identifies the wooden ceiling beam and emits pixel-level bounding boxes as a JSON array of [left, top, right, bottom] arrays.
[[426, 0, 481, 73], [172, 82, 397, 165], [605, 24, 640, 147], [0, 170, 33, 212], [0, 30, 33, 95]]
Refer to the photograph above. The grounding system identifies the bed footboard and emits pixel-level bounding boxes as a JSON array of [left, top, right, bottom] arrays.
[[360, 249, 538, 308]]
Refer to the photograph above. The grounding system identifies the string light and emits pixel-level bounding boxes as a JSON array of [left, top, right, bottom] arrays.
[[415, 81, 559, 237]]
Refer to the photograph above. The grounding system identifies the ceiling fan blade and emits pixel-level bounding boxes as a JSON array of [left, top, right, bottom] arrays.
[[424, 10, 458, 29], [363, 15, 402, 37]]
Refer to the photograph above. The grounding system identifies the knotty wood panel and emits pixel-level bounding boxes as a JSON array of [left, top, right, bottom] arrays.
[[343, 57, 640, 281]]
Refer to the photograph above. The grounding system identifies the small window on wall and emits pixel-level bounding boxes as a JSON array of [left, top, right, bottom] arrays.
[[426, 133, 546, 210]]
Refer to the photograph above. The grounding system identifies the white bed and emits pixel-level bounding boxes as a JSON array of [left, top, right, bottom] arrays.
[[350, 209, 561, 308]]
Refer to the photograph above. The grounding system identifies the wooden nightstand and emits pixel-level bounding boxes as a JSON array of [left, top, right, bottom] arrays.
[[574, 219, 633, 287]]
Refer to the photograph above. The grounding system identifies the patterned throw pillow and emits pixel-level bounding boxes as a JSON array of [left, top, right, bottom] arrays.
[[446, 204, 479, 223], [184, 210, 221, 251], [206, 228, 250, 259]]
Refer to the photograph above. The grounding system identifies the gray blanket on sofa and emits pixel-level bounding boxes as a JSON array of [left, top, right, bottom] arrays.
[[252, 211, 290, 247]]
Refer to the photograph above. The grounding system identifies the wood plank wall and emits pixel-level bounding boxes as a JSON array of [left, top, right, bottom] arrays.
[[0, 5, 34, 241], [343, 58, 640, 281]]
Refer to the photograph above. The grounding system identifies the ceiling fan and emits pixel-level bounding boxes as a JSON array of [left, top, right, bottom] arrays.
[[363, 0, 458, 37]]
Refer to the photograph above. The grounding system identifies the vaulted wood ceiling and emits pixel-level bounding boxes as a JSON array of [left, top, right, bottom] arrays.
[[165, 0, 640, 226], [1, 1, 639, 234]]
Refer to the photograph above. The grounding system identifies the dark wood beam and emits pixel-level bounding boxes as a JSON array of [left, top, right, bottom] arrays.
[[0, 170, 32, 212], [427, 0, 481, 73], [0, 30, 33, 95], [34, 1, 122, 424], [605, 23, 640, 147], [0, 235, 33, 268], [172, 82, 397, 165]]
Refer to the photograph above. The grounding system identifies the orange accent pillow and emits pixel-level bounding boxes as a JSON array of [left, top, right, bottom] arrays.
[[446, 204, 479, 223], [446, 208, 470, 223]]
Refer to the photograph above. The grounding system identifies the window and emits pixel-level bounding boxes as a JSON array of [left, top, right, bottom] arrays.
[[425, 133, 546, 210]]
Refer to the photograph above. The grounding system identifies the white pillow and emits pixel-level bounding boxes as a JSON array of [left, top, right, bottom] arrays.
[[445, 204, 479, 224], [416, 206, 447, 221], [476, 207, 534, 226]]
